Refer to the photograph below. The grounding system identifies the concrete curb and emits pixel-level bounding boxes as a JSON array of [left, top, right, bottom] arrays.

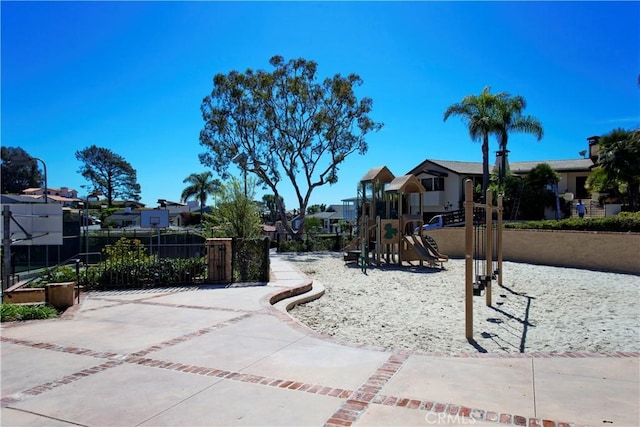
[[270, 280, 326, 314]]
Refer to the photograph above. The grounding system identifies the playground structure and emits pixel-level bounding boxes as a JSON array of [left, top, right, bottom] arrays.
[[343, 169, 503, 340], [344, 166, 449, 270], [464, 179, 503, 340]]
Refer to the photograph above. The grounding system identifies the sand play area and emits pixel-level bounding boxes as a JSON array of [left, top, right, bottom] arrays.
[[285, 252, 640, 354]]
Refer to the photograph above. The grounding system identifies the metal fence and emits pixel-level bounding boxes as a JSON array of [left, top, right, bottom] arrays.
[[86, 242, 207, 290], [4, 227, 272, 290]]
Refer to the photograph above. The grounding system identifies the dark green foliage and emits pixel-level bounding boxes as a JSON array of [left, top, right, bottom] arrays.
[[597, 128, 640, 211], [233, 238, 270, 282], [75, 145, 141, 207], [181, 212, 203, 227], [519, 163, 560, 220], [148, 258, 207, 285], [304, 217, 322, 233], [181, 171, 221, 224], [277, 236, 335, 253], [31, 265, 77, 287], [46, 237, 209, 290], [504, 212, 640, 232], [30, 264, 100, 289], [444, 87, 543, 200], [1, 146, 45, 194], [199, 55, 382, 238], [489, 171, 522, 219], [1, 304, 58, 322], [94, 256, 206, 289], [208, 177, 262, 238], [261, 194, 285, 223]]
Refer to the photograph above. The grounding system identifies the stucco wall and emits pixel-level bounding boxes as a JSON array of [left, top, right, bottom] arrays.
[[428, 228, 639, 275]]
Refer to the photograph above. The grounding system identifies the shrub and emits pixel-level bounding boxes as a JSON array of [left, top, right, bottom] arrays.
[[30, 264, 100, 288], [30, 265, 77, 287], [277, 237, 336, 252], [69, 237, 208, 290], [1, 303, 58, 322], [150, 257, 207, 284], [233, 238, 269, 282], [504, 212, 640, 232]]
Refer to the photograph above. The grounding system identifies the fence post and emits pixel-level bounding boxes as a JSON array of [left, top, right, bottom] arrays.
[[262, 237, 270, 282], [231, 238, 237, 283]]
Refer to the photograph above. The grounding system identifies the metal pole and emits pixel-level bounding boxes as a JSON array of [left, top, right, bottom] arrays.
[[85, 197, 89, 266], [497, 194, 503, 287], [37, 158, 49, 268], [3, 205, 12, 292], [78, 204, 83, 256], [464, 179, 474, 340], [485, 189, 493, 307], [75, 259, 80, 304], [39, 158, 48, 204]]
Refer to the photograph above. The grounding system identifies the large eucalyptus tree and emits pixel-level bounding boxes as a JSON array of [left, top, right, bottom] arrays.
[[199, 56, 382, 239]]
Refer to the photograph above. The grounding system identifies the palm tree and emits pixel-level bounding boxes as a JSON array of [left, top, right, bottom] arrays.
[[493, 95, 544, 184], [444, 86, 504, 199], [181, 171, 222, 224]]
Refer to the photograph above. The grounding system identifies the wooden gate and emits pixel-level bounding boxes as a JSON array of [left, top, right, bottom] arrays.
[[205, 239, 232, 283]]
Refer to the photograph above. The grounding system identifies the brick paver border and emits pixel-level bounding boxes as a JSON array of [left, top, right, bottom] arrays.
[[2, 284, 637, 427]]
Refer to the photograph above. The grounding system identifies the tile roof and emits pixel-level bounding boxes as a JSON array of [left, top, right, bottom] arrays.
[[408, 158, 594, 176], [509, 159, 594, 173]]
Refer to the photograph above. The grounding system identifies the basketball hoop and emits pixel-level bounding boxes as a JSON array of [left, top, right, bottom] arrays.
[[140, 210, 169, 229]]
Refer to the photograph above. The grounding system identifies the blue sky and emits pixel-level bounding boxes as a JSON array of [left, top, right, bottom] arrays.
[[2, 1, 639, 210]]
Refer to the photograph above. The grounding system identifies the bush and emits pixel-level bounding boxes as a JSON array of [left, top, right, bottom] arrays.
[[277, 236, 336, 252], [1, 303, 58, 322], [504, 212, 640, 232], [64, 237, 208, 290], [30, 264, 100, 289], [233, 238, 269, 282], [30, 265, 77, 287]]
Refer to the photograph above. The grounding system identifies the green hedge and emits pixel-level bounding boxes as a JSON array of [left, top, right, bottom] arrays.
[[232, 238, 270, 282], [277, 236, 337, 253], [504, 212, 640, 232], [1, 303, 58, 322], [32, 238, 207, 290]]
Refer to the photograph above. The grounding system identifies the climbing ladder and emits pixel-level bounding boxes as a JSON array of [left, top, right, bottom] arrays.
[[511, 182, 525, 220]]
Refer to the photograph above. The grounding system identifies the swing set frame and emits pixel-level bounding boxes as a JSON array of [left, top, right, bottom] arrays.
[[464, 179, 504, 340]]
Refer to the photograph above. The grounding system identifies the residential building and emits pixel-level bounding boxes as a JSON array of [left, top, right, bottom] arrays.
[[22, 186, 79, 199], [406, 157, 594, 218], [19, 187, 80, 207], [299, 204, 348, 233], [157, 199, 210, 226], [104, 207, 141, 228]]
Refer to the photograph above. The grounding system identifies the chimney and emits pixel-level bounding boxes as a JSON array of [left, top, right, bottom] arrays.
[[587, 135, 600, 163]]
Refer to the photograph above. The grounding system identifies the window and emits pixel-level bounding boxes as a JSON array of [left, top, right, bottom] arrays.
[[421, 177, 445, 192]]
